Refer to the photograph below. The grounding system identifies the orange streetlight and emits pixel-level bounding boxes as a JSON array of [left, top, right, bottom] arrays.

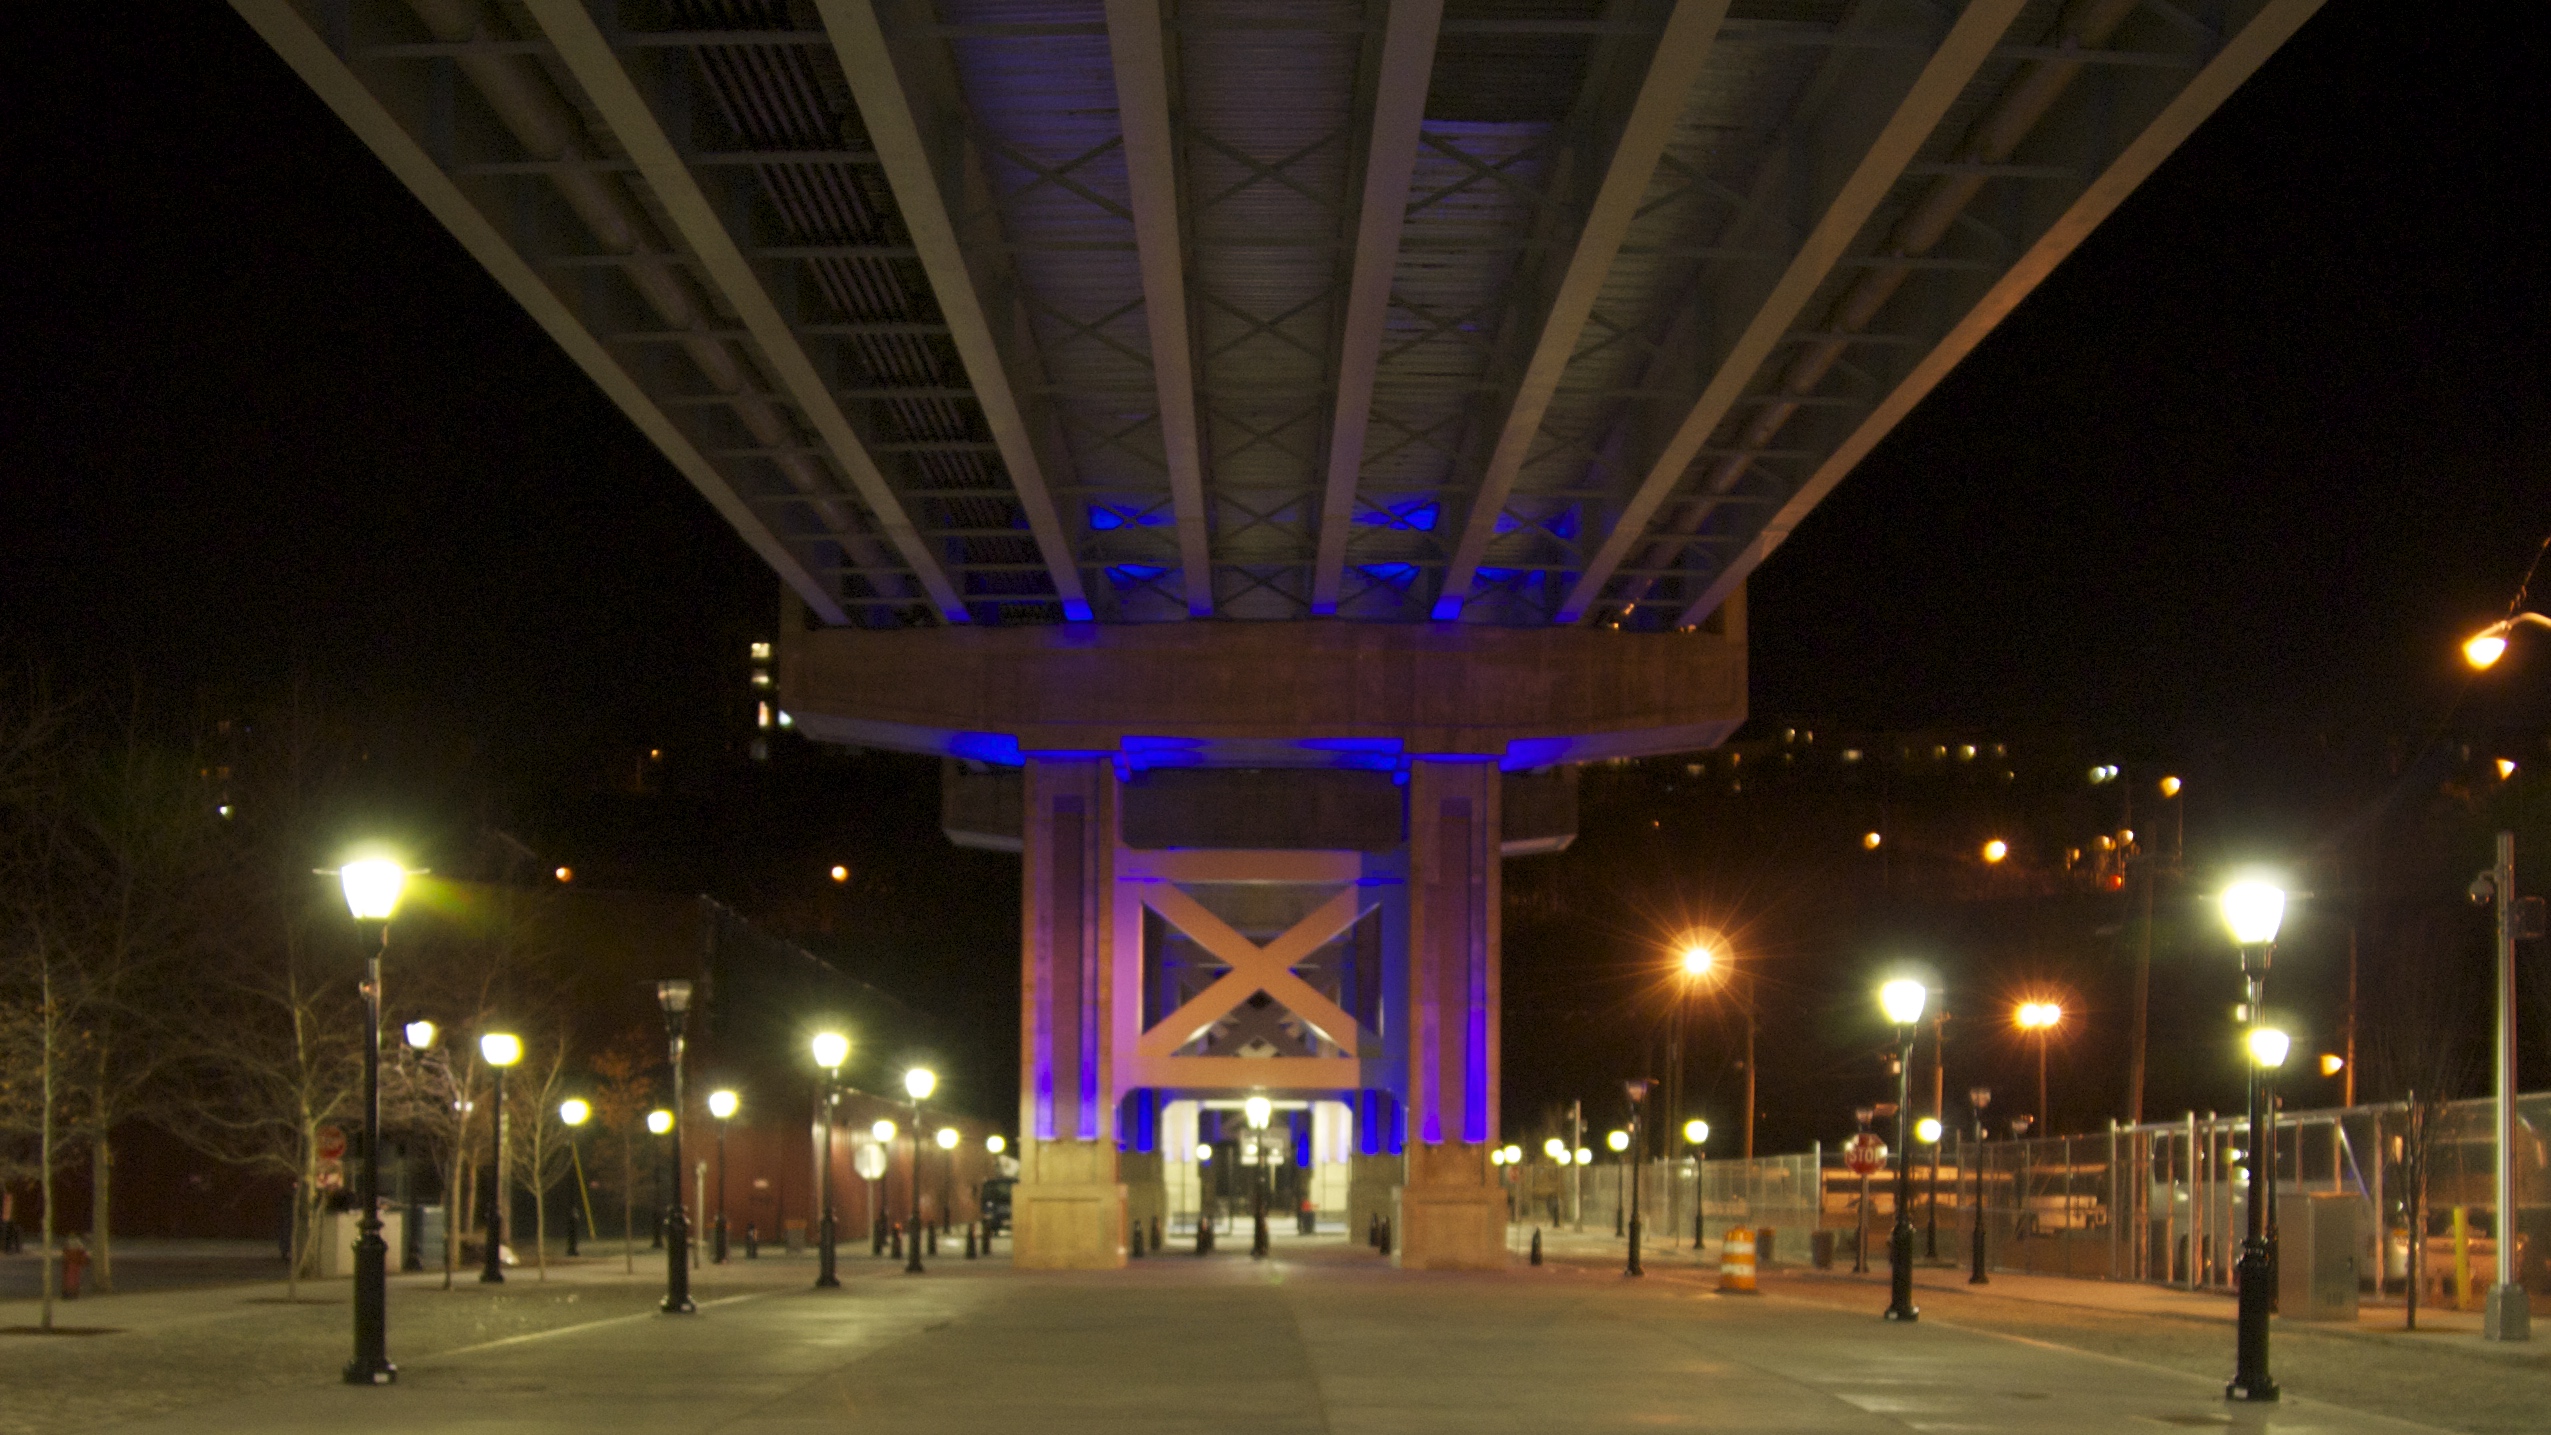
[[2014, 1001, 2063, 1134], [1981, 839, 2010, 865], [2463, 612, 2551, 669]]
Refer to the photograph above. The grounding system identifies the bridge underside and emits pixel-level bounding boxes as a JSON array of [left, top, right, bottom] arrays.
[[235, 0, 2325, 1269]]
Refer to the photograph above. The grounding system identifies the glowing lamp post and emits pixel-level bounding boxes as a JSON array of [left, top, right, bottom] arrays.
[[477, 1031, 522, 1286], [2014, 1001, 2064, 1134], [337, 856, 406, 1385], [1683, 1119, 1710, 1248], [1878, 979, 1928, 1323], [1245, 1095, 1274, 1259], [707, 1089, 739, 1264], [655, 981, 696, 1315], [1915, 1116, 1943, 1261], [811, 1031, 849, 1289], [559, 1098, 591, 1256], [1622, 1079, 1653, 1277], [903, 1068, 936, 1274], [2219, 878, 2285, 1402]]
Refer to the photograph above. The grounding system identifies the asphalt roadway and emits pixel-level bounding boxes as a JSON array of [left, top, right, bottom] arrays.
[[0, 1235, 2520, 1434]]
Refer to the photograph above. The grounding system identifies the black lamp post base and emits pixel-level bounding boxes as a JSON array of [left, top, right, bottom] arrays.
[[342, 1359, 399, 1386], [2224, 1380, 2280, 1403], [1883, 1306, 1919, 1322], [660, 1295, 698, 1315]]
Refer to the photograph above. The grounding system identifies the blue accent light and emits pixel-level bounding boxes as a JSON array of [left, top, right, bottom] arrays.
[[1293, 1109, 1312, 1168], [1476, 566, 1522, 583], [947, 731, 1024, 766], [1356, 500, 1438, 531], [1356, 562, 1419, 584], [1107, 563, 1169, 590], [1499, 737, 1573, 771], [1428, 594, 1463, 621], [1062, 597, 1095, 622]]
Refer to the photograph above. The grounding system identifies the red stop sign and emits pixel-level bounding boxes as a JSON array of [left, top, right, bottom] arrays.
[[317, 1125, 348, 1161], [1844, 1131, 1888, 1176]]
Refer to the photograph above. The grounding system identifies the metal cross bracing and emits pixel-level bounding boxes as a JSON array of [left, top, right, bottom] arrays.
[[239, 0, 2323, 632]]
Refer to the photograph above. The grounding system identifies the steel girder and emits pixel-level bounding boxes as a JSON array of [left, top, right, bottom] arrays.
[[235, 0, 2324, 631]]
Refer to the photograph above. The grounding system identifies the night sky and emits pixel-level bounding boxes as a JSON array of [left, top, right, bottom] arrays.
[[4, 5, 2548, 1134]]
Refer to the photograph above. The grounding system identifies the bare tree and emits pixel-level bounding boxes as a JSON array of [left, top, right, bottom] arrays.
[[2366, 907, 2485, 1329], [588, 1034, 656, 1273], [507, 1035, 577, 1279]]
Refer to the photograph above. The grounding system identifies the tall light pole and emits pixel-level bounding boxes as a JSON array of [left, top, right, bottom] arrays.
[[2464, 612, 2543, 1342], [1878, 979, 1927, 1322], [903, 1068, 935, 1274], [336, 856, 407, 1385], [1670, 936, 1721, 1246], [478, 1031, 522, 1285], [1623, 1079, 1651, 1277], [811, 1032, 848, 1288], [2220, 878, 2285, 1402], [2015, 1002, 2063, 1134], [656, 981, 696, 1314], [707, 1089, 738, 1264], [1968, 1086, 1991, 1284], [2468, 835, 2532, 1340]]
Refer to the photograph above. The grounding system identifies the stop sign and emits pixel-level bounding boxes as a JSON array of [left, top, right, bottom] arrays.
[[1844, 1131, 1887, 1176], [317, 1125, 348, 1161]]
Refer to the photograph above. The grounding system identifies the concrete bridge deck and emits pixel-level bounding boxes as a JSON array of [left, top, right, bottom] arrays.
[[1, 1238, 2506, 1434]]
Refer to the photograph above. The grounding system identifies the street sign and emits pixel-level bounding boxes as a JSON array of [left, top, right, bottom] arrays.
[[1844, 1131, 1888, 1176], [317, 1125, 348, 1161], [854, 1143, 888, 1181]]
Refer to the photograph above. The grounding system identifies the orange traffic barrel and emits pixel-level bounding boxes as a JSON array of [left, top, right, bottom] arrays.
[[1719, 1225, 1759, 1293]]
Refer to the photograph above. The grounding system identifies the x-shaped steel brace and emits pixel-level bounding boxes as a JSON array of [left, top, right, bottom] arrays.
[[1139, 885, 1367, 1057]]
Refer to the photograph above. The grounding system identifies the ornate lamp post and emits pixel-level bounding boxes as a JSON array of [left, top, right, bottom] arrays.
[[336, 856, 407, 1385], [559, 1098, 591, 1256], [2220, 878, 2285, 1402], [1245, 1095, 1273, 1259], [1623, 1078, 1652, 1278], [707, 1089, 738, 1264], [812, 1032, 849, 1288], [478, 1031, 522, 1285], [655, 981, 696, 1314], [1878, 979, 1928, 1322], [1968, 1086, 1991, 1284], [903, 1068, 936, 1274], [1682, 1119, 1709, 1249]]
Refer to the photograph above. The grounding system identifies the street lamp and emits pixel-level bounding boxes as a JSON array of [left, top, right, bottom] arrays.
[[1968, 1086, 1991, 1285], [478, 1031, 522, 1286], [986, 1133, 1006, 1155], [810, 1031, 849, 1288], [903, 1068, 935, 1274], [1683, 1119, 1710, 1248], [2219, 877, 2284, 1402], [2462, 611, 2551, 669], [655, 981, 696, 1314], [1915, 1116, 1943, 1262], [1622, 1079, 1652, 1277], [1878, 979, 1927, 1322], [336, 855, 406, 1385], [707, 1089, 738, 1264], [559, 1098, 591, 1257], [2014, 1001, 2064, 1134], [1245, 1095, 1273, 1259]]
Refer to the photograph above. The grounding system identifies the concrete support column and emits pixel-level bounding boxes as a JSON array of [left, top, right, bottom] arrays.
[[1394, 758, 1505, 1269], [1013, 757, 1128, 1268]]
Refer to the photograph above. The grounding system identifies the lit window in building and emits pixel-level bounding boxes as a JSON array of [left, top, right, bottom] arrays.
[[749, 641, 772, 661]]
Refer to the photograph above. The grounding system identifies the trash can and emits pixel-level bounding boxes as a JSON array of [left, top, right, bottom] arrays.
[[1811, 1229, 1836, 1269]]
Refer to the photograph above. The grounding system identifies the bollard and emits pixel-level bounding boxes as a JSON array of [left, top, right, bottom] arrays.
[[1379, 1218, 1393, 1257], [1130, 1221, 1145, 1259], [1530, 1228, 1543, 1266], [1719, 1225, 1759, 1294], [873, 1215, 886, 1257], [1368, 1214, 1380, 1248], [1150, 1216, 1162, 1252], [745, 1223, 760, 1259], [1197, 1216, 1214, 1256], [890, 1224, 903, 1260], [966, 1223, 979, 1259]]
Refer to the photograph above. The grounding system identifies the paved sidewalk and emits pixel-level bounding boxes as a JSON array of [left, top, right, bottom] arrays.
[[0, 1237, 2489, 1435]]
